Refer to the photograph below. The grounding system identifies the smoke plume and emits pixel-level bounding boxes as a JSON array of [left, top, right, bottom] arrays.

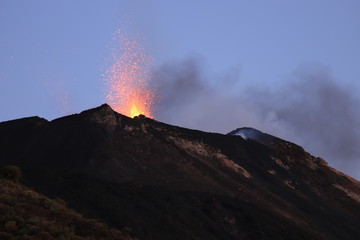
[[153, 57, 360, 179]]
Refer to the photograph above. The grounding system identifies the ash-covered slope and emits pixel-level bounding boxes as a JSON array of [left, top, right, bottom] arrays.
[[0, 104, 360, 240]]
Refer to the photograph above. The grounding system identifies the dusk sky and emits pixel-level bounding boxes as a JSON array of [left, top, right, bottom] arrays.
[[1, 1, 360, 179]]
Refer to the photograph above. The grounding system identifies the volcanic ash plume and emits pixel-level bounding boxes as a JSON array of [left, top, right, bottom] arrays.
[[104, 29, 155, 118]]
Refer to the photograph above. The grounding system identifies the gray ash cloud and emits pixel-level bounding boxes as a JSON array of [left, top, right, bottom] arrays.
[[153, 57, 360, 179]]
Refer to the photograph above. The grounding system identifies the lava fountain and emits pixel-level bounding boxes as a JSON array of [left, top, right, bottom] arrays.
[[104, 29, 155, 118]]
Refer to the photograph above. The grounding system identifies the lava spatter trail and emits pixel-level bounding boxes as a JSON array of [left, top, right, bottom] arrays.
[[104, 28, 155, 118]]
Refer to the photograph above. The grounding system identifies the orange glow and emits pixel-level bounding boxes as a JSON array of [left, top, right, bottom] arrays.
[[130, 102, 140, 117], [104, 29, 155, 118]]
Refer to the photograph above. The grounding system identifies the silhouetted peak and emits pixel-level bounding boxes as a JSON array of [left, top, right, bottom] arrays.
[[228, 127, 282, 146], [0, 116, 48, 130], [228, 127, 263, 140], [77, 104, 123, 130], [80, 103, 114, 115], [228, 127, 305, 152]]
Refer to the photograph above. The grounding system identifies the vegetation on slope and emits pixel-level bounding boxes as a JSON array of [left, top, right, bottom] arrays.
[[0, 165, 135, 240]]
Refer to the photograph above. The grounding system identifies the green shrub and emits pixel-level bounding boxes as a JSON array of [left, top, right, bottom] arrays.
[[0, 166, 22, 182]]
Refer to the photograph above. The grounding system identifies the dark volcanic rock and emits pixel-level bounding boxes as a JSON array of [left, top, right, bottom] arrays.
[[0, 104, 360, 240]]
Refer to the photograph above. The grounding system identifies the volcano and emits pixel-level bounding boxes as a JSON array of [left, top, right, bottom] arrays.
[[0, 104, 359, 240]]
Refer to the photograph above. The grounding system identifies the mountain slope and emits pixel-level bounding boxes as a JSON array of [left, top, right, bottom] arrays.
[[0, 177, 134, 240], [0, 104, 359, 240]]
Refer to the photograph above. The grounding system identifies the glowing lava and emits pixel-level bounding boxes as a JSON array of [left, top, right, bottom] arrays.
[[104, 29, 155, 118]]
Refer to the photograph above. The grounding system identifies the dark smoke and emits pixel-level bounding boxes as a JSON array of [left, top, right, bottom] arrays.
[[251, 66, 360, 178], [153, 57, 360, 179]]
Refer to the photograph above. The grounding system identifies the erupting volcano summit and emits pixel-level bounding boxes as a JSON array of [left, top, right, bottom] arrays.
[[1, 104, 360, 239], [103, 29, 156, 118]]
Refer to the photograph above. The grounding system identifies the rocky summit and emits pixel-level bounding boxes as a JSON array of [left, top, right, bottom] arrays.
[[0, 104, 359, 240]]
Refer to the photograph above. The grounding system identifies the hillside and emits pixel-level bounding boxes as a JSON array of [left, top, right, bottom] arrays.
[[0, 172, 134, 240], [0, 104, 359, 240]]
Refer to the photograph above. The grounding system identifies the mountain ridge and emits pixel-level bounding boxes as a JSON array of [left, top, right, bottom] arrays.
[[0, 104, 359, 239]]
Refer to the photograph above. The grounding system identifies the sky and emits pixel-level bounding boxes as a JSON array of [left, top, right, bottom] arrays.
[[1, 1, 360, 179]]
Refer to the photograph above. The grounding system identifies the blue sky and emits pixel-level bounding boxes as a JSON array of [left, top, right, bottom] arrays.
[[1, 0, 359, 120], [1, 1, 360, 178]]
